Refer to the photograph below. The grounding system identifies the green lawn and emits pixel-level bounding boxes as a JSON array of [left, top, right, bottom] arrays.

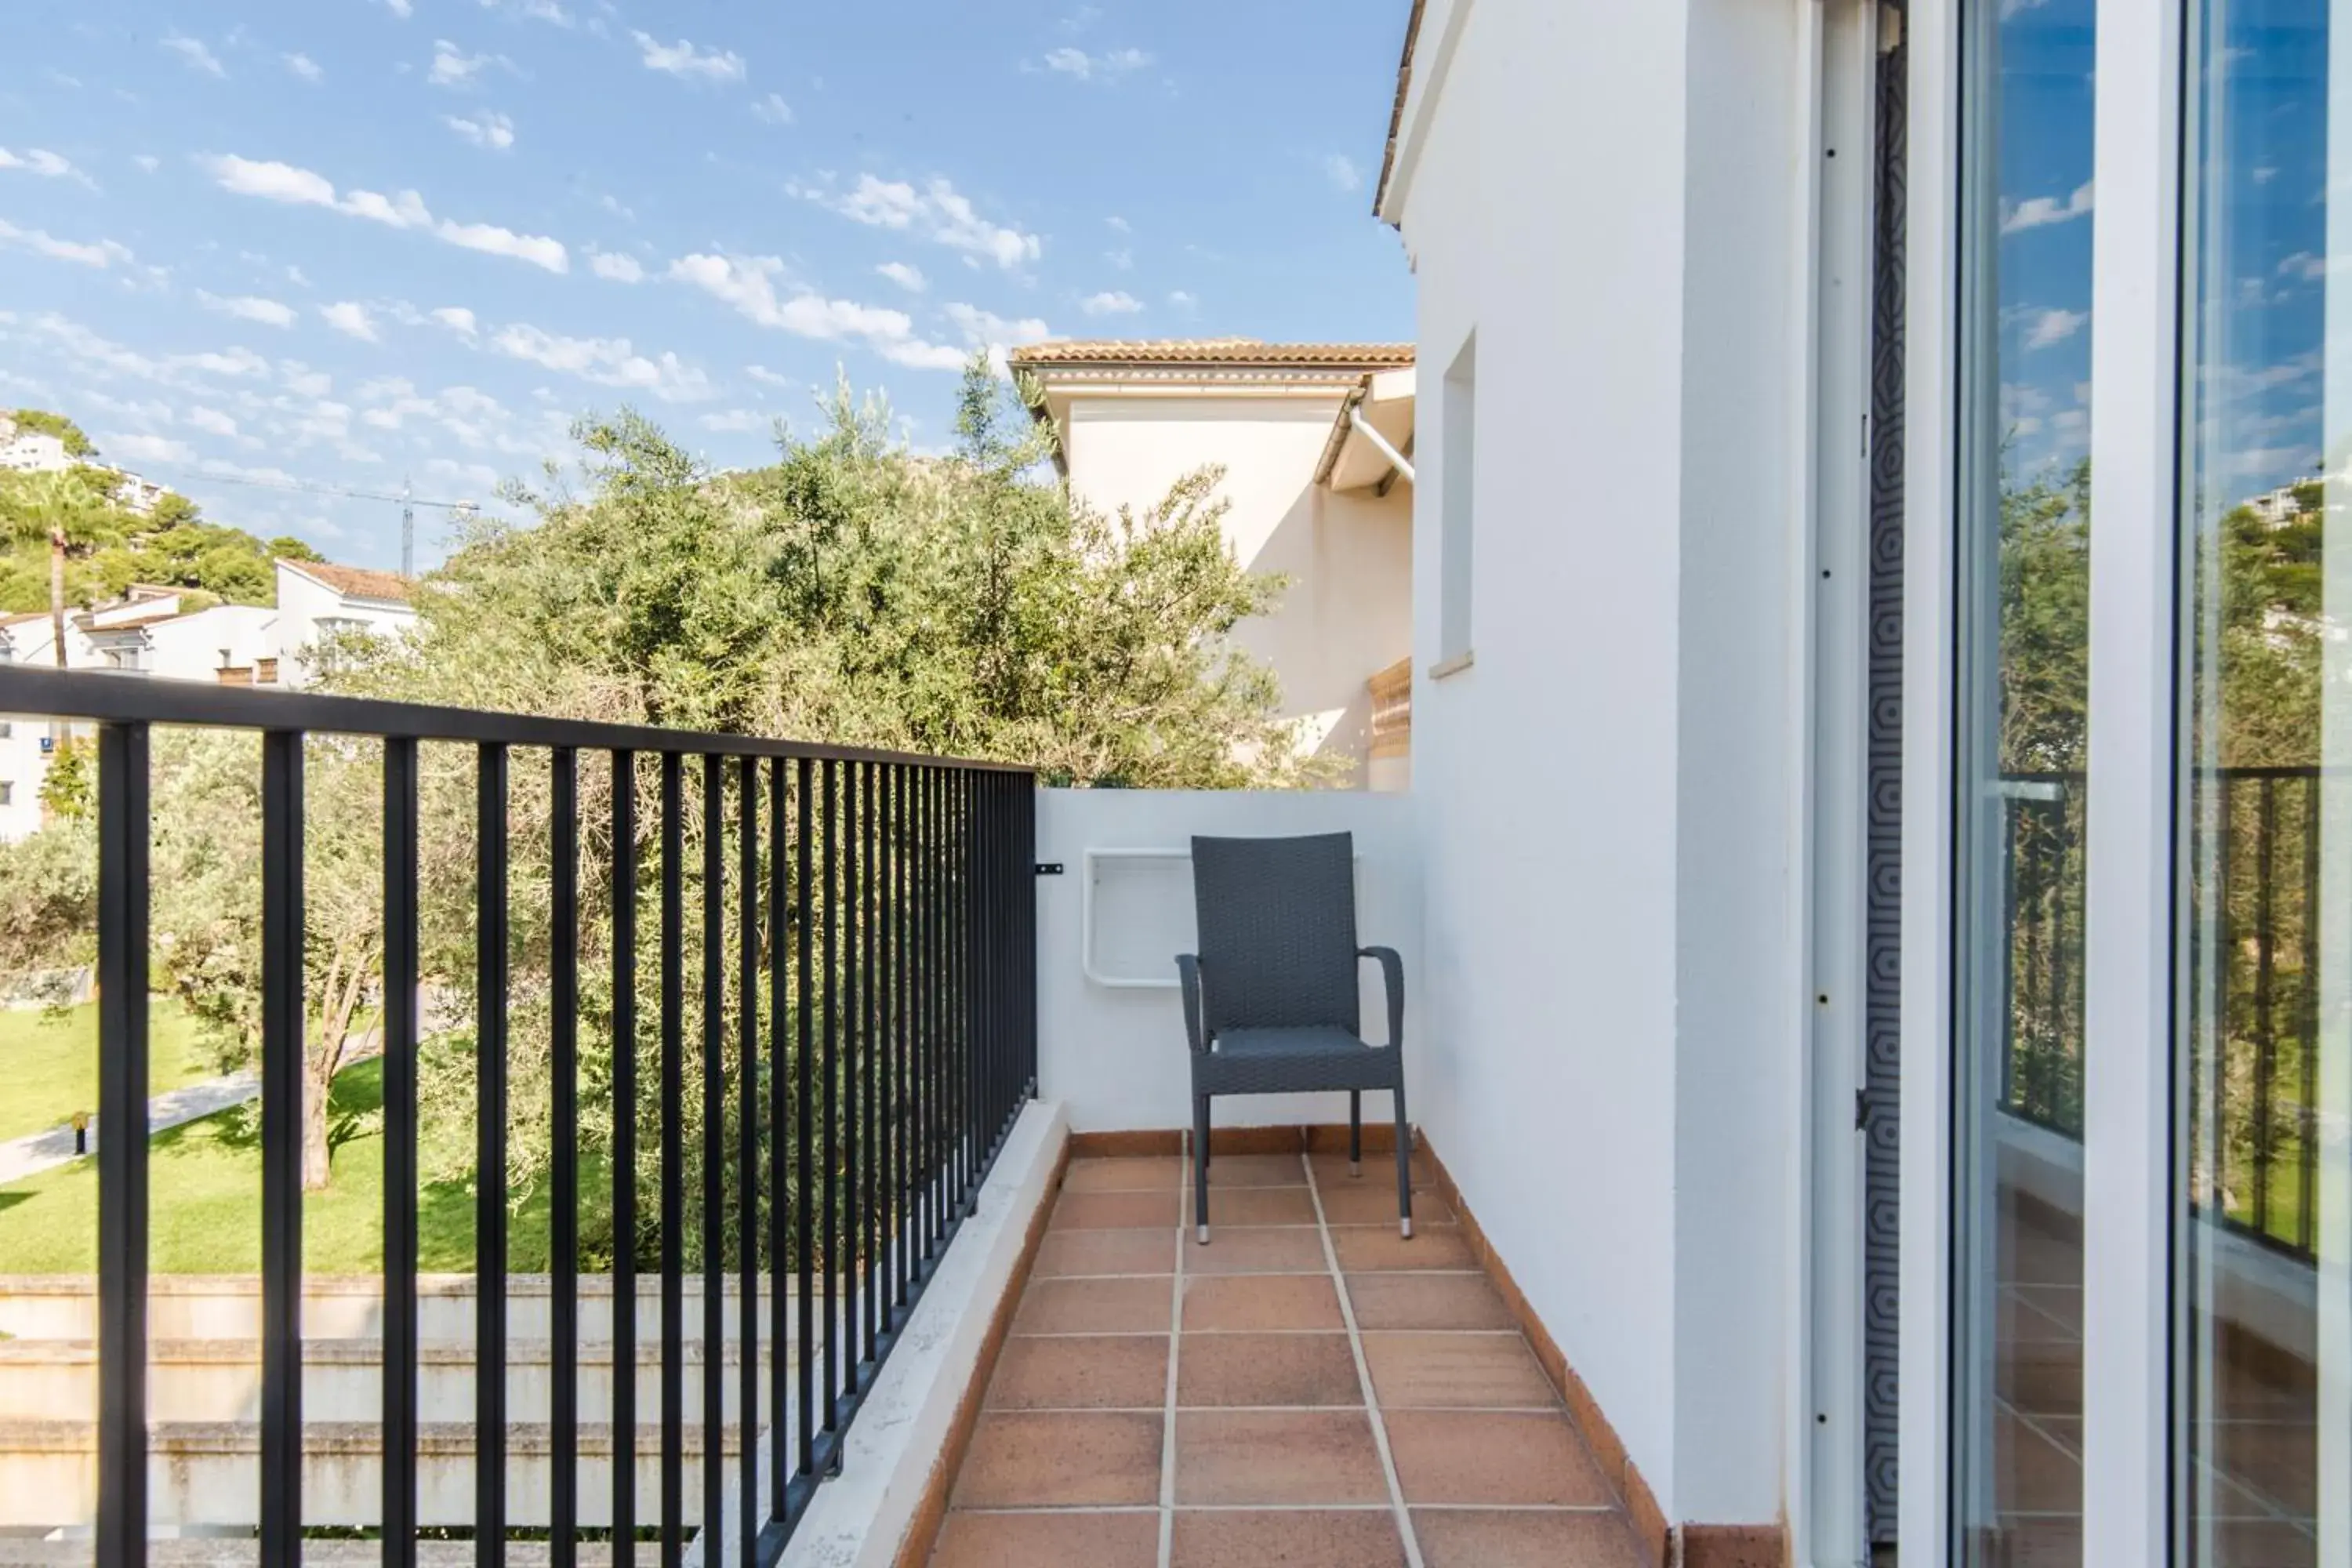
[[0, 1057, 561, 1273], [0, 998, 217, 1142]]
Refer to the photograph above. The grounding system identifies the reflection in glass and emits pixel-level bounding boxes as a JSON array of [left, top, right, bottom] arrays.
[[1955, 0, 2094, 1559], [2180, 5, 2336, 1565]]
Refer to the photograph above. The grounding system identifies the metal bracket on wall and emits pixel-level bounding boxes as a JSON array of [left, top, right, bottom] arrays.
[[1034, 862, 1065, 876]]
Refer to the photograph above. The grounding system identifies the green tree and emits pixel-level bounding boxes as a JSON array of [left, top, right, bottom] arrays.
[[7, 409, 94, 458]]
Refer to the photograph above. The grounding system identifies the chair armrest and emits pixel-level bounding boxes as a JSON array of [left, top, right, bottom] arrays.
[[1359, 946, 1404, 1050], [1174, 953, 1209, 1053]]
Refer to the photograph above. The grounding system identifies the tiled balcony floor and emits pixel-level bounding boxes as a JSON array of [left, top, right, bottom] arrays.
[[927, 1150, 1647, 1568]]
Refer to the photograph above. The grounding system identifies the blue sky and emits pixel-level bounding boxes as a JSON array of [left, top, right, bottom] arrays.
[[0, 1, 1415, 568]]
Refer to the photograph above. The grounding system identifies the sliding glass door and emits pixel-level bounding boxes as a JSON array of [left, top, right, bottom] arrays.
[[2177, 2, 2340, 1562]]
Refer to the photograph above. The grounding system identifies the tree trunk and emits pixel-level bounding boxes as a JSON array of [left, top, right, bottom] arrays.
[[302, 1060, 332, 1192], [48, 528, 66, 668]]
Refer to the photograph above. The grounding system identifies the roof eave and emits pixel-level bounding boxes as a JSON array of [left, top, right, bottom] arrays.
[[1370, 0, 1428, 225]]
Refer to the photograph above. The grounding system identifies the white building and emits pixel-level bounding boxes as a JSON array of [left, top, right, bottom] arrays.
[[1011, 339, 1416, 789], [267, 558, 417, 687], [0, 415, 176, 514]]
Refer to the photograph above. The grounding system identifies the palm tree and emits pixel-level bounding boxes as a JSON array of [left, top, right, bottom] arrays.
[[8, 470, 100, 666]]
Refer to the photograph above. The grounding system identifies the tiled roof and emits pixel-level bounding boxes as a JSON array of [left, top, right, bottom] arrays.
[[1372, 0, 1428, 220], [82, 611, 185, 633], [1008, 339, 1416, 369], [285, 559, 415, 603]]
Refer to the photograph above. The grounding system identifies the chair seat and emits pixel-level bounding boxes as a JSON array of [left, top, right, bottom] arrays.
[[1196, 1027, 1401, 1096]]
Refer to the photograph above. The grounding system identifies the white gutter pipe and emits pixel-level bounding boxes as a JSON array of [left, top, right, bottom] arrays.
[[1348, 405, 1415, 484]]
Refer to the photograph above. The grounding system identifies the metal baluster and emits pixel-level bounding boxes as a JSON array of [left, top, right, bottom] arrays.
[[822, 758, 840, 1443], [767, 757, 790, 1529], [552, 747, 581, 1568], [659, 752, 684, 1565], [794, 756, 814, 1480], [2252, 776, 2278, 1240], [96, 720, 151, 1568], [260, 729, 305, 1568], [611, 750, 639, 1568], [737, 756, 761, 1568], [840, 760, 861, 1398], [862, 761, 880, 1362], [2300, 775, 2321, 1254], [702, 753, 727, 1554], [476, 742, 510, 1568], [382, 735, 419, 1568]]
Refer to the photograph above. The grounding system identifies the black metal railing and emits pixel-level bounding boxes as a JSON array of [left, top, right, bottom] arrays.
[[1994, 766, 2321, 1264], [5, 664, 1038, 1566]]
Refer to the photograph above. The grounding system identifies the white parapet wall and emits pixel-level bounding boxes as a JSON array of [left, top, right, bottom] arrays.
[[1034, 787, 1422, 1134]]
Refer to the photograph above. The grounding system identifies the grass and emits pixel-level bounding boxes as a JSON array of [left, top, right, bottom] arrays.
[[0, 1056, 561, 1274], [0, 998, 217, 1142]]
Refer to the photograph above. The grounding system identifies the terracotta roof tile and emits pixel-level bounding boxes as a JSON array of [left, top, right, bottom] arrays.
[[1009, 339, 1415, 369], [1373, 0, 1428, 220], [284, 559, 415, 603]]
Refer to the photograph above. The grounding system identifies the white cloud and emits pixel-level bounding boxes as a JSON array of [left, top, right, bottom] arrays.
[[797, 174, 1041, 270], [1105, 215, 1131, 234], [321, 302, 380, 342], [105, 432, 196, 465], [382, 0, 416, 16], [488, 322, 715, 401], [700, 408, 772, 434], [1039, 45, 1150, 81], [280, 362, 332, 397], [201, 154, 570, 274], [877, 261, 926, 292], [670, 252, 969, 369], [163, 33, 227, 77], [1167, 289, 1196, 309], [2001, 180, 2092, 234], [2023, 307, 2089, 350], [186, 406, 240, 437], [132, 154, 160, 172], [600, 192, 636, 222], [0, 218, 132, 269], [175, 347, 270, 378], [1080, 290, 1142, 316], [444, 111, 517, 150], [198, 291, 298, 328], [753, 93, 793, 124], [1323, 154, 1363, 192], [944, 303, 1052, 348], [0, 147, 96, 189], [286, 263, 311, 287], [632, 31, 746, 83], [745, 365, 792, 387], [590, 250, 646, 282], [1105, 248, 1132, 270], [2280, 251, 2328, 282], [429, 40, 498, 87], [283, 52, 324, 82], [430, 306, 479, 336], [478, 0, 572, 24]]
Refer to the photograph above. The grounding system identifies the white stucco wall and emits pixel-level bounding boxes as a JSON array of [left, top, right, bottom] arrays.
[[145, 604, 275, 681], [1059, 396, 1412, 783], [1389, 0, 1810, 1532]]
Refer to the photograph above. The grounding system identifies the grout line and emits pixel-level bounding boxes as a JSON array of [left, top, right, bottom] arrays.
[[953, 1501, 1623, 1516], [1305, 1149, 1428, 1568], [1034, 1269, 1487, 1282], [1008, 1327, 1525, 1340], [1156, 1141, 1185, 1568]]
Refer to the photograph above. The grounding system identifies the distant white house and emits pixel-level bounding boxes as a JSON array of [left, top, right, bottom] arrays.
[[0, 415, 176, 515], [1008, 338, 1417, 788], [267, 558, 418, 687]]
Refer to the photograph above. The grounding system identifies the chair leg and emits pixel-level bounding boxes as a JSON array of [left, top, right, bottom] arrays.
[[1392, 1083, 1414, 1239], [1194, 1093, 1211, 1244], [1348, 1091, 1362, 1175]]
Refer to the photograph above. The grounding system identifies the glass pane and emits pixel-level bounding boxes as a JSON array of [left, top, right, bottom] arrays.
[[2180, 4, 2339, 1564], [1955, 0, 2095, 1559]]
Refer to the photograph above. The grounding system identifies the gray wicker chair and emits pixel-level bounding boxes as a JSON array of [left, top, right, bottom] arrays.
[[1176, 832, 1410, 1243]]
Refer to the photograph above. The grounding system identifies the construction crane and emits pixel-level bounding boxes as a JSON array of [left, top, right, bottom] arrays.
[[129, 463, 482, 575]]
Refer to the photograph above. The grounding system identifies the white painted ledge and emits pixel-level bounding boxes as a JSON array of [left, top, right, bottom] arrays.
[[699, 1098, 1069, 1568]]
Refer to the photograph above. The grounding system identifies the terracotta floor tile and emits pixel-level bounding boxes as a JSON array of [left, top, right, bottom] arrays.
[[1052, 1189, 1181, 1231], [929, 1509, 1160, 1568], [1203, 1152, 1311, 1187], [1171, 1509, 1407, 1568], [1412, 1508, 1646, 1567], [1177, 1332, 1361, 1407], [1014, 1276, 1174, 1336], [985, 1334, 1170, 1410], [1185, 1226, 1330, 1275], [1346, 1272, 1516, 1331], [1309, 1149, 1435, 1188], [1331, 1224, 1475, 1272], [1363, 1332, 1557, 1409], [1062, 1156, 1185, 1192], [1316, 1178, 1450, 1227], [1384, 1410, 1613, 1505], [1031, 1228, 1177, 1279], [1182, 1273, 1344, 1331], [1173, 1409, 1389, 1504], [951, 1411, 1165, 1508], [1189, 1184, 1320, 1227]]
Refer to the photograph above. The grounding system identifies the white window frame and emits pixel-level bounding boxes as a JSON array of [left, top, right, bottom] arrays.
[[1902, 2, 2183, 1562]]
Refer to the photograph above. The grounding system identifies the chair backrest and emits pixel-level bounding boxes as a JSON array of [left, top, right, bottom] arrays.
[[1189, 832, 1359, 1036]]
